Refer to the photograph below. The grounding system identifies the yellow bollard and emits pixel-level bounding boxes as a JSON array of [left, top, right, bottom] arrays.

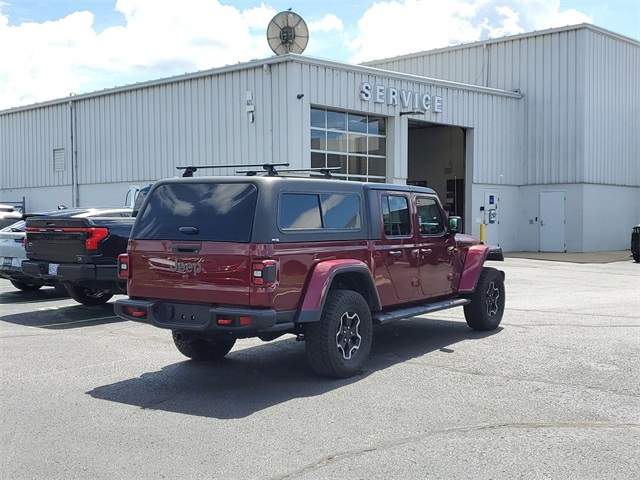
[[479, 223, 486, 244]]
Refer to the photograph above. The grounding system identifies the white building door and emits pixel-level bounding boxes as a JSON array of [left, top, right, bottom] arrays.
[[540, 191, 565, 252], [483, 190, 499, 247]]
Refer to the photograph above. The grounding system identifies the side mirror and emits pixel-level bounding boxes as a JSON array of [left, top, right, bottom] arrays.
[[449, 216, 462, 234]]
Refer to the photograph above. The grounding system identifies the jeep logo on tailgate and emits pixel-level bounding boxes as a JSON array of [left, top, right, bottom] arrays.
[[148, 257, 203, 277]]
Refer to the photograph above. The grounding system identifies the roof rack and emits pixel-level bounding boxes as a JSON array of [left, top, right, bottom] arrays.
[[176, 163, 290, 178], [236, 166, 341, 179]]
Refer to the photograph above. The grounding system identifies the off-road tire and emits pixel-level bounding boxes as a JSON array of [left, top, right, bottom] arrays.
[[10, 280, 43, 291], [65, 285, 113, 306], [305, 290, 373, 379], [463, 267, 505, 330], [172, 332, 236, 361]]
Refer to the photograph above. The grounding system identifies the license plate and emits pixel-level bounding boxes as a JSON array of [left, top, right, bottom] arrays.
[[48, 263, 59, 275], [2, 257, 11, 267]]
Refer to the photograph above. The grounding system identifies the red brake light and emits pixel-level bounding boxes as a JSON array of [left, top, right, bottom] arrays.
[[252, 260, 277, 287], [118, 254, 131, 279]]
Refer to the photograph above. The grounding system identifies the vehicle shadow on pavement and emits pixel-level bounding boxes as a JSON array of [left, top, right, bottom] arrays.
[[0, 287, 69, 304], [0, 302, 126, 329], [87, 318, 501, 419]]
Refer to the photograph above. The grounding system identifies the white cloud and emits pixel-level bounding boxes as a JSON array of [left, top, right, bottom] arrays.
[[0, 0, 277, 110], [309, 14, 344, 33], [0, 0, 594, 110], [348, 0, 593, 63]]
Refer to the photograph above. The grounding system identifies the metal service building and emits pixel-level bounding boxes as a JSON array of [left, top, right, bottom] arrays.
[[1, 24, 638, 252]]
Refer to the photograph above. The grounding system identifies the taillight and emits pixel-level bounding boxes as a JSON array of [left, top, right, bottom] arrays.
[[84, 228, 109, 250], [252, 260, 277, 287], [118, 254, 131, 279], [24, 227, 108, 250]]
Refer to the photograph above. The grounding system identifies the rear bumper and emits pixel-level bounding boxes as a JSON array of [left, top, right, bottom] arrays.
[[0, 265, 49, 285], [22, 260, 116, 284], [114, 298, 295, 334]]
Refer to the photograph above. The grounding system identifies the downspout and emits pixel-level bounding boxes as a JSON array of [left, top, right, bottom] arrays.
[[69, 100, 79, 206], [483, 44, 490, 87]]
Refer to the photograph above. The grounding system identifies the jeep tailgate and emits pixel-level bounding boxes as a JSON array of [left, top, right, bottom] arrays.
[[126, 239, 252, 305]]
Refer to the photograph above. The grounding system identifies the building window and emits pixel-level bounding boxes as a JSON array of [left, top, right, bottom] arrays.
[[53, 148, 65, 172], [310, 107, 386, 182]]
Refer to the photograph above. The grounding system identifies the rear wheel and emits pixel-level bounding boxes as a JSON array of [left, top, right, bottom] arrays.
[[305, 290, 373, 379], [65, 285, 113, 306], [172, 331, 236, 361], [464, 267, 505, 330], [10, 280, 43, 291], [633, 252, 639, 263]]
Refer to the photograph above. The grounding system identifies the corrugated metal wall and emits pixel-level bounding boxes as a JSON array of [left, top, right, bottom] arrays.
[[583, 29, 640, 185], [72, 64, 277, 185], [296, 59, 523, 185], [0, 104, 71, 189], [1, 57, 523, 192], [366, 25, 640, 187]]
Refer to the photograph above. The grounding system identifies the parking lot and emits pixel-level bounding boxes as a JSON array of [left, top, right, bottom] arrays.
[[1, 257, 639, 479]]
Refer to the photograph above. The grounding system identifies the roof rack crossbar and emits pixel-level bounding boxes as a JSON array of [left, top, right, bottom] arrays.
[[176, 163, 289, 177], [274, 167, 341, 179]]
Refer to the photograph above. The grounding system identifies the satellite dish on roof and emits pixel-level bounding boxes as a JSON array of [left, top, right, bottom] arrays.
[[267, 11, 309, 55]]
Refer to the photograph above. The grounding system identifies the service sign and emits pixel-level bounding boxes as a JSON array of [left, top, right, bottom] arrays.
[[360, 82, 442, 113]]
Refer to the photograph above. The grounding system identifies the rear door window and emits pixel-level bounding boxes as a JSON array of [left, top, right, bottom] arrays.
[[279, 193, 361, 230], [134, 182, 258, 241], [382, 195, 411, 236]]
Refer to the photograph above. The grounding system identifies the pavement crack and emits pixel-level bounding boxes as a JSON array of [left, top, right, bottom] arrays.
[[270, 422, 640, 479], [402, 361, 639, 398]]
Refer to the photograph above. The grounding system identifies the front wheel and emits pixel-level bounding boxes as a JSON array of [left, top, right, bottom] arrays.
[[463, 267, 505, 330], [172, 331, 236, 361], [305, 290, 373, 379], [65, 285, 113, 306], [10, 280, 43, 291]]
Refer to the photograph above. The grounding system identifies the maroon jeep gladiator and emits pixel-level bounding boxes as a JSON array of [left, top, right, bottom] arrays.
[[115, 170, 505, 378]]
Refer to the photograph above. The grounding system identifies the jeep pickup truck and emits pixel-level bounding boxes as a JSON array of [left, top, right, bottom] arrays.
[[115, 172, 505, 378]]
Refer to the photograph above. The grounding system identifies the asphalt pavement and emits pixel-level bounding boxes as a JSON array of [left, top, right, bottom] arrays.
[[1, 256, 639, 479]]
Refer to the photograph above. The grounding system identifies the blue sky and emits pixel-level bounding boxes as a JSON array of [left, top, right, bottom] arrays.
[[0, 0, 638, 110]]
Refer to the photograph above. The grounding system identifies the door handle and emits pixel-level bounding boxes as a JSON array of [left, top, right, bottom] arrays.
[[172, 244, 201, 254], [421, 248, 432, 256], [389, 250, 402, 258], [178, 226, 199, 235]]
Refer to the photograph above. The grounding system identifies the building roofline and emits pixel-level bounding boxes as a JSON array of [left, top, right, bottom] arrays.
[[1, 49, 525, 115], [362, 23, 639, 67]]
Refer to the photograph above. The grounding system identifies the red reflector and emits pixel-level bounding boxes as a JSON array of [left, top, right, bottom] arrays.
[[239, 316, 251, 326], [217, 318, 233, 326], [123, 306, 147, 319]]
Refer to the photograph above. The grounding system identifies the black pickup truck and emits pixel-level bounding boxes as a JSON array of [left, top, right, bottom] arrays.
[[22, 215, 135, 304], [20, 186, 152, 305]]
